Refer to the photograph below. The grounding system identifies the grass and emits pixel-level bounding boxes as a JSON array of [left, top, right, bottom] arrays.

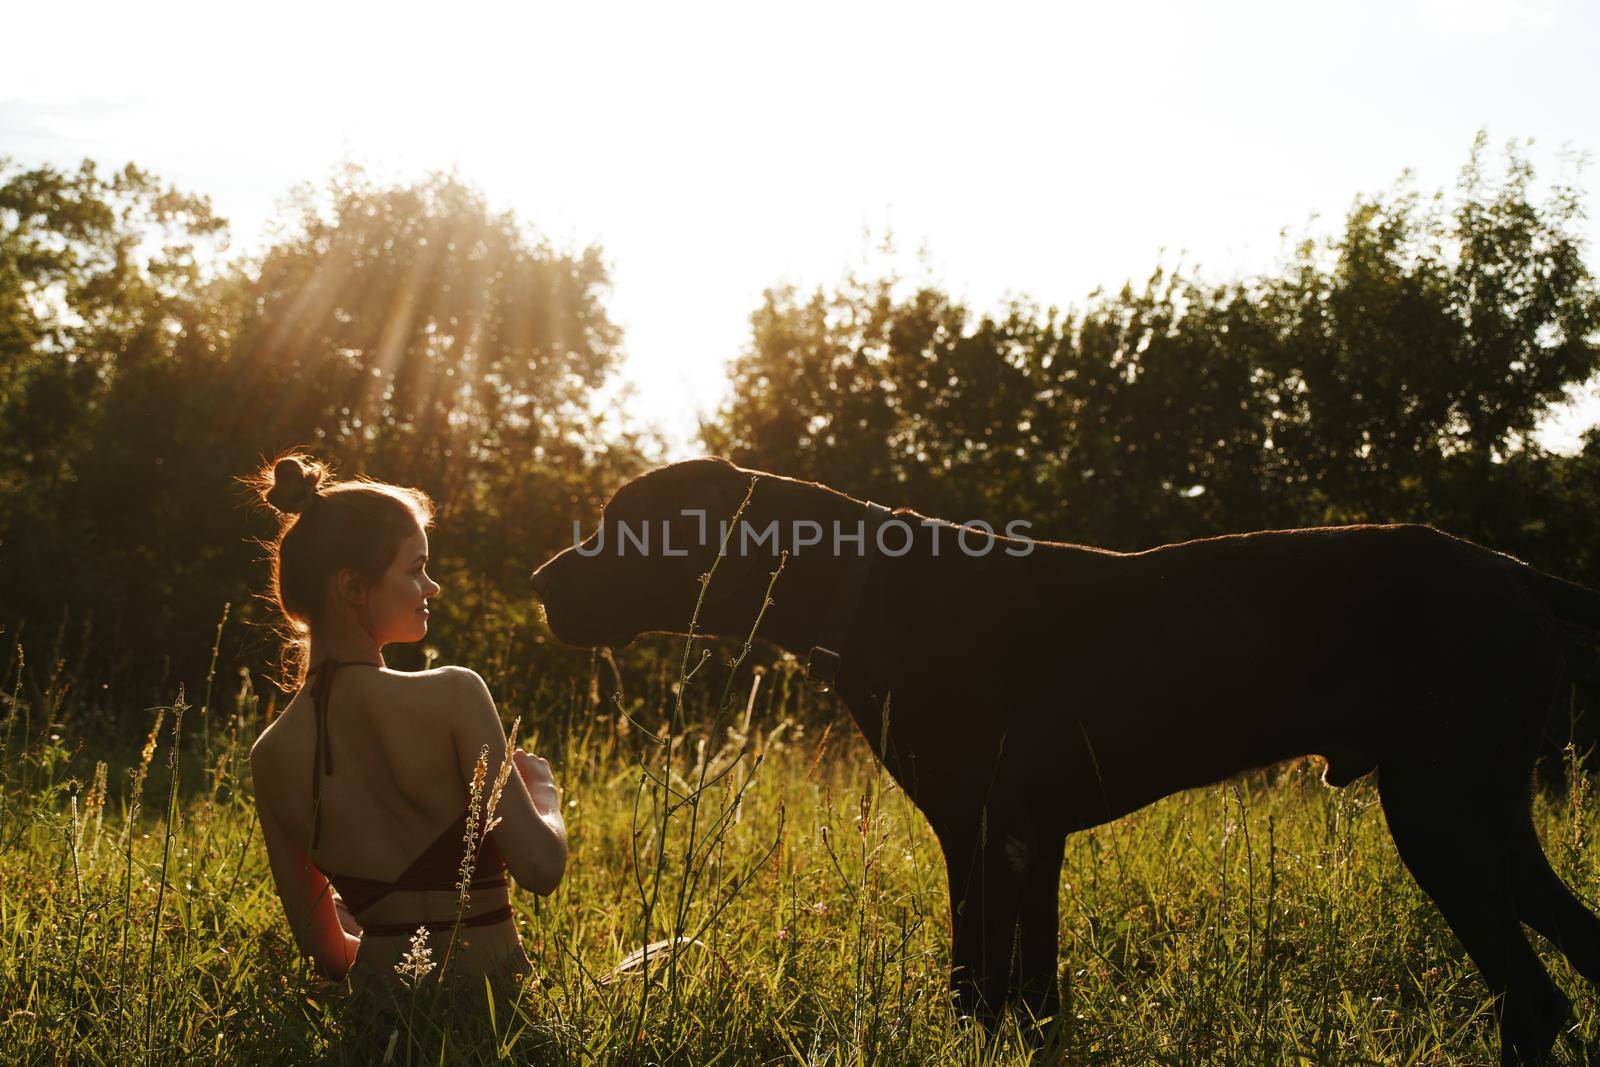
[[5, 613, 1600, 1065]]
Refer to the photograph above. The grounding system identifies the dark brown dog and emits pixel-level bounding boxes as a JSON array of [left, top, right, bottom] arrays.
[[530, 456, 1600, 1064]]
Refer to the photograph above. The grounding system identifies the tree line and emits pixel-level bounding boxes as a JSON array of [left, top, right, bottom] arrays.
[[0, 161, 645, 696], [2, 134, 1597, 713], [707, 135, 1600, 568]]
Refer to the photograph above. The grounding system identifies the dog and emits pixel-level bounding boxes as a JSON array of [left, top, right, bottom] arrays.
[[530, 456, 1600, 1064]]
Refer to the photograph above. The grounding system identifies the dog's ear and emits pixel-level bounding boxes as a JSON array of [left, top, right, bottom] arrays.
[[670, 456, 750, 525], [696, 456, 749, 524]]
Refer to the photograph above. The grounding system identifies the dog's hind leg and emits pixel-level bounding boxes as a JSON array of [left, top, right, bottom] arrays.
[[1378, 762, 1570, 1066], [1510, 815, 1600, 985], [1506, 662, 1600, 985]]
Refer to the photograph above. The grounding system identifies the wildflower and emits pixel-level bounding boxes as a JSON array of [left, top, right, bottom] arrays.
[[130, 708, 165, 802], [482, 717, 520, 839], [81, 760, 108, 853], [437, 745, 489, 980], [122, 707, 165, 847], [394, 926, 435, 988], [457, 745, 489, 893]]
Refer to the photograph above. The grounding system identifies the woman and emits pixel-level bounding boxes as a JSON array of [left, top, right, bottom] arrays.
[[245, 452, 567, 996]]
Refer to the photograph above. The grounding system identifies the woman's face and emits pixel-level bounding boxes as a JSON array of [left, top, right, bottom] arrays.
[[361, 520, 441, 646]]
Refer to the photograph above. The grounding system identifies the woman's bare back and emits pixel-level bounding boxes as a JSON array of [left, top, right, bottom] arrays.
[[252, 664, 528, 987]]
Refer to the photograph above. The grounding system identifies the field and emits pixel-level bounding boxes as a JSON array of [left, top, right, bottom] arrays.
[[5, 623, 1600, 1066]]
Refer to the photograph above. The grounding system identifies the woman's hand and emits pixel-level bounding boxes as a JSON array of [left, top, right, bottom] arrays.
[[512, 749, 560, 816], [509, 749, 567, 894]]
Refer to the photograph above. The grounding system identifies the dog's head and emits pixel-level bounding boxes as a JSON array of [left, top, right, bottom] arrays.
[[530, 456, 780, 648]]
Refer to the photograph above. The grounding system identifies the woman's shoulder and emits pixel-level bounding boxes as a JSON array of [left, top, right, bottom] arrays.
[[430, 664, 493, 697], [359, 664, 476, 718], [377, 664, 497, 720], [378, 667, 500, 766], [250, 665, 468, 763], [372, 663, 487, 693], [383, 663, 484, 685], [376, 663, 461, 689]]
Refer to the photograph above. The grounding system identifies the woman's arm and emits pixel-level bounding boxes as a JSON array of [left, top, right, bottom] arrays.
[[250, 752, 361, 981], [449, 667, 568, 894], [511, 750, 565, 831]]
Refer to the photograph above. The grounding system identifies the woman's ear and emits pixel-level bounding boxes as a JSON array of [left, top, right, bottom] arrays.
[[334, 567, 368, 606]]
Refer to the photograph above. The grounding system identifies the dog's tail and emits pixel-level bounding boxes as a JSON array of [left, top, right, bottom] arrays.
[[1515, 564, 1600, 633]]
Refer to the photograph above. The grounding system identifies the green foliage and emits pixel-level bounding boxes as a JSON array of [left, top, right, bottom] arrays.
[[7, 130, 1600, 1064], [705, 135, 1600, 573], [3, 132, 1600, 724], [0, 159, 647, 697], [6, 637, 1600, 1063]]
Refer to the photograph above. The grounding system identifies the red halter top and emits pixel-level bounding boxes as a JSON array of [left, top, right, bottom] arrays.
[[305, 659, 512, 938]]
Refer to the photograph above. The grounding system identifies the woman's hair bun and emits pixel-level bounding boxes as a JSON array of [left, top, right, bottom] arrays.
[[264, 454, 325, 516]]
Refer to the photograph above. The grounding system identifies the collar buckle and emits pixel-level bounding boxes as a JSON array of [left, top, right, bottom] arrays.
[[804, 646, 841, 693], [805, 500, 891, 694]]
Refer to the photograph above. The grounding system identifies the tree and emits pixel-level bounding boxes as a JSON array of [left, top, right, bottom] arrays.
[[0, 159, 645, 695], [705, 136, 1600, 559], [0, 159, 231, 675], [220, 166, 645, 655]]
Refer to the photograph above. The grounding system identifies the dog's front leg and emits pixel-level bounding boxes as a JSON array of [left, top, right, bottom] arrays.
[[935, 801, 1064, 1030], [1014, 828, 1067, 1026], [937, 810, 1018, 1026]]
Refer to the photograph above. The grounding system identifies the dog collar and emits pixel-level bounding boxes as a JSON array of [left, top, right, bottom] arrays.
[[805, 500, 892, 693]]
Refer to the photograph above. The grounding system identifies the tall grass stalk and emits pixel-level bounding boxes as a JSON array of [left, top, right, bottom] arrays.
[[65, 788, 85, 1010], [0, 643, 22, 850], [627, 478, 756, 1045], [199, 603, 231, 766], [11, 589, 1600, 1062], [114, 764, 140, 1064], [663, 546, 789, 1026], [437, 745, 489, 983], [143, 689, 185, 1055]]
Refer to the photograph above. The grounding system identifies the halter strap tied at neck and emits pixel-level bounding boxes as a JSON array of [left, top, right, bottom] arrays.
[[306, 658, 380, 849]]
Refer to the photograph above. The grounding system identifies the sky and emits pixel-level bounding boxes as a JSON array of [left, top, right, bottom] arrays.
[[4, 0, 1598, 456]]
